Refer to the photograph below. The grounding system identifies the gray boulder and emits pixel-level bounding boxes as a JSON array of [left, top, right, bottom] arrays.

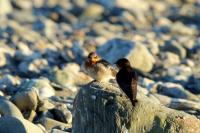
[[0, 116, 45, 133], [97, 39, 155, 72], [0, 97, 23, 118], [72, 81, 200, 133]]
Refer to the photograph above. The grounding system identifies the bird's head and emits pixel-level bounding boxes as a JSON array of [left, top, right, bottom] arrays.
[[87, 52, 101, 64], [115, 58, 131, 69]]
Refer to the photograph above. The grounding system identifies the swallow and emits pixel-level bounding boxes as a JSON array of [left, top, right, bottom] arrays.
[[115, 58, 138, 106], [81, 52, 117, 82]]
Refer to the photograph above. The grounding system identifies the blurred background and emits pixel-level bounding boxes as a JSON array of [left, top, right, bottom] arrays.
[[0, 0, 200, 132]]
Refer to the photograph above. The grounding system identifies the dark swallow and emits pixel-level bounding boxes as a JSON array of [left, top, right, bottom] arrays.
[[115, 58, 138, 106]]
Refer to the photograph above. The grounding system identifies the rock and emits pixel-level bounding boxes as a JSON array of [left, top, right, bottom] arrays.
[[0, 74, 21, 94], [38, 117, 71, 132], [87, 0, 116, 9], [19, 78, 55, 100], [0, 91, 4, 96], [116, 0, 149, 12], [166, 65, 192, 77], [0, 0, 12, 16], [50, 63, 92, 91], [161, 40, 186, 59], [11, 88, 38, 111], [177, 36, 196, 51], [145, 40, 159, 55], [81, 4, 104, 20], [18, 58, 49, 74], [23, 110, 37, 122], [160, 52, 180, 68], [38, 99, 55, 112], [0, 97, 23, 118], [182, 59, 195, 67], [91, 23, 122, 39], [156, 82, 199, 101], [43, 19, 58, 39], [51, 128, 70, 133], [0, 52, 7, 67], [138, 77, 157, 91], [153, 94, 200, 111], [50, 104, 72, 124], [0, 116, 44, 133], [72, 81, 200, 132], [14, 42, 33, 61], [171, 22, 198, 36], [11, 0, 33, 10], [187, 75, 200, 94], [97, 39, 155, 72], [36, 124, 47, 133]]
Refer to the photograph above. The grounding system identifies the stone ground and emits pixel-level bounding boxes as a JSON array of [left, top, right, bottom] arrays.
[[0, 0, 200, 132]]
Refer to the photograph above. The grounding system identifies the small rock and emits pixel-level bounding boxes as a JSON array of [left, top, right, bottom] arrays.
[[0, 74, 21, 94], [138, 78, 157, 92], [50, 104, 72, 124], [50, 63, 92, 90], [11, 0, 33, 10], [88, 0, 116, 9], [38, 117, 71, 132], [43, 19, 58, 39], [161, 40, 186, 59], [186, 75, 200, 94], [145, 40, 159, 55], [0, 0, 12, 16], [156, 82, 199, 101], [0, 52, 7, 67], [19, 58, 49, 74], [51, 128, 70, 133], [14, 42, 33, 61], [37, 99, 55, 112], [23, 110, 37, 122], [0, 91, 4, 96], [167, 65, 192, 77], [153, 94, 200, 111], [160, 52, 180, 68], [171, 22, 198, 36], [19, 78, 55, 100], [81, 4, 104, 20], [181, 59, 195, 67], [11, 88, 38, 111]]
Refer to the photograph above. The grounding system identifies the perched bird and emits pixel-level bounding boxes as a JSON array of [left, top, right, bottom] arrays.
[[81, 52, 117, 82], [115, 58, 138, 106]]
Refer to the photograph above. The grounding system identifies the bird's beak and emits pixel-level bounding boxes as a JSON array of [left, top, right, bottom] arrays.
[[91, 56, 101, 63]]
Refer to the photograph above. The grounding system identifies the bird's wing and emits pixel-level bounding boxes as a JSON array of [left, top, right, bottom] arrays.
[[98, 59, 117, 76], [131, 71, 138, 100], [98, 59, 112, 67]]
